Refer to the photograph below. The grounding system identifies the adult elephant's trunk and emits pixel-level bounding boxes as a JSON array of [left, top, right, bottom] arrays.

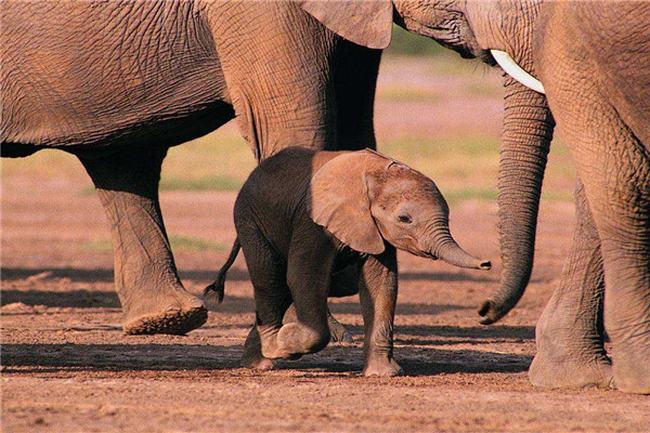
[[478, 75, 555, 325]]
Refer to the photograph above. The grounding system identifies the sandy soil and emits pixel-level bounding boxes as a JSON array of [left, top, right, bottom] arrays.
[[2, 178, 649, 433]]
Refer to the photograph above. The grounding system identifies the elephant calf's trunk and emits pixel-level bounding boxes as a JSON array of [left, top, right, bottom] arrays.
[[435, 238, 491, 270]]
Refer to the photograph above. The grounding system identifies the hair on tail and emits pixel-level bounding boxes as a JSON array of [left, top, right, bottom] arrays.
[[204, 237, 241, 304]]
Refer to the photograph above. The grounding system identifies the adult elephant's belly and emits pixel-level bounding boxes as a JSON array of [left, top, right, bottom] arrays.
[[1, 73, 234, 157], [1, 0, 233, 157]]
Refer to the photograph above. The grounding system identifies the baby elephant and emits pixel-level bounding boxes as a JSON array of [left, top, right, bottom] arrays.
[[206, 147, 490, 376]]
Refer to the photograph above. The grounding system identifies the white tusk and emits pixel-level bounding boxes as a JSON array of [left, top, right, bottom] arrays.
[[490, 49, 545, 94]]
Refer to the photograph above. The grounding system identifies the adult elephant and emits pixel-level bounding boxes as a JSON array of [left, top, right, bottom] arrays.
[[1, 1, 383, 335], [300, 0, 650, 394]]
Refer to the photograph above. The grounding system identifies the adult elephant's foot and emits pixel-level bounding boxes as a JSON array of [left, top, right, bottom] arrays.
[[240, 326, 277, 370], [122, 291, 207, 335], [529, 317, 612, 389], [529, 351, 612, 390], [363, 354, 403, 377]]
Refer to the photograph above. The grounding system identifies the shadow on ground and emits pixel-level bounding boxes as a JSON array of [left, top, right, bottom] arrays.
[[0, 343, 240, 373], [397, 324, 535, 340], [1, 289, 475, 319], [0, 266, 239, 283], [1, 343, 531, 376], [1, 289, 121, 308], [1, 266, 495, 284]]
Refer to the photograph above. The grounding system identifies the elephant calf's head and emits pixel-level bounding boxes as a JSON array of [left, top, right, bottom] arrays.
[[309, 149, 490, 270]]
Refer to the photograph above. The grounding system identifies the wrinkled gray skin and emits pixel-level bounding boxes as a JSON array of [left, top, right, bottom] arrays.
[[207, 147, 490, 376], [1, 1, 382, 335], [302, 0, 650, 394]]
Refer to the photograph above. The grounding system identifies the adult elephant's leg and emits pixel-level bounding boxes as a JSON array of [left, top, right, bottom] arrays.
[[553, 97, 649, 394], [529, 180, 612, 389], [78, 146, 206, 335], [595, 138, 650, 394], [333, 41, 381, 151], [208, 1, 341, 157], [541, 2, 649, 394]]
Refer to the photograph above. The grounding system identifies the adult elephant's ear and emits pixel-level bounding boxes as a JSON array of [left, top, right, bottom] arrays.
[[300, 0, 393, 49], [309, 151, 386, 255]]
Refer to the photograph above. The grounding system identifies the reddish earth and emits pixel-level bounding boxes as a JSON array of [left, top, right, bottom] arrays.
[[2, 180, 649, 433]]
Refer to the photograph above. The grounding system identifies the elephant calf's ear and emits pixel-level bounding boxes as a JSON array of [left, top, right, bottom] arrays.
[[300, 0, 394, 50], [308, 152, 385, 255]]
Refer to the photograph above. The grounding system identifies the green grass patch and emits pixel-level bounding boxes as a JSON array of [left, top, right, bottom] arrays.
[[442, 187, 573, 205], [444, 188, 497, 204], [80, 174, 243, 194], [385, 25, 448, 57], [82, 235, 228, 253], [550, 138, 571, 157], [159, 175, 242, 192], [377, 86, 441, 103], [382, 135, 500, 160], [1, 148, 84, 179], [81, 239, 114, 252], [169, 235, 229, 252], [542, 190, 574, 202], [464, 82, 503, 97]]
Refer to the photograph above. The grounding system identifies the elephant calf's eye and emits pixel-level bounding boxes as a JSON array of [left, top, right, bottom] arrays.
[[398, 214, 412, 224]]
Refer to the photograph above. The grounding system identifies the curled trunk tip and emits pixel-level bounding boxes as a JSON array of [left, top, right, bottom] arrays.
[[478, 300, 509, 325]]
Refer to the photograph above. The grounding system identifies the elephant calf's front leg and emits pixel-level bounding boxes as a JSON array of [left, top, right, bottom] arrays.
[[283, 303, 353, 343], [260, 233, 334, 359], [359, 249, 403, 377]]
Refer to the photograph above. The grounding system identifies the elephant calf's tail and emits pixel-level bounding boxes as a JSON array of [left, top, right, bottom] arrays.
[[203, 237, 241, 304]]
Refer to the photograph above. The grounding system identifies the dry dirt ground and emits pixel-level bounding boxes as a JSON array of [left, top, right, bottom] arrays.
[[2, 56, 649, 432], [3, 187, 649, 433]]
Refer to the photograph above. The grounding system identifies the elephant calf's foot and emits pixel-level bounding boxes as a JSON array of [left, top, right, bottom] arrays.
[[123, 295, 207, 335], [327, 314, 353, 343], [240, 326, 277, 370], [529, 352, 612, 390], [363, 354, 403, 377], [261, 322, 330, 359]]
